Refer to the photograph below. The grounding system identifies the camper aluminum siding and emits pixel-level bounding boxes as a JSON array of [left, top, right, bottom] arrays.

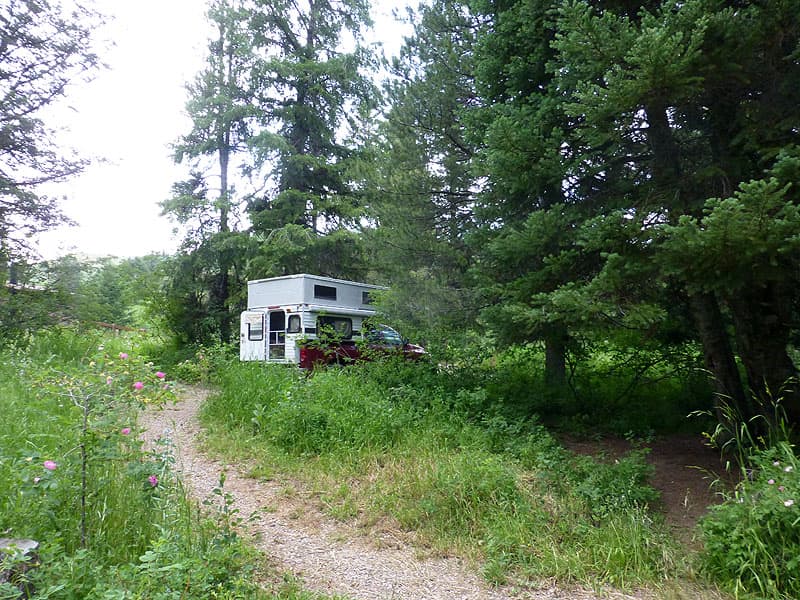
[[246, 274, 384, 310]]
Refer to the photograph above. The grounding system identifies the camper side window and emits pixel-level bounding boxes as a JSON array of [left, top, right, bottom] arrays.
[[287, 314, 301, 333], [317, 316, 352, 339], [314, 284, 337, 300]]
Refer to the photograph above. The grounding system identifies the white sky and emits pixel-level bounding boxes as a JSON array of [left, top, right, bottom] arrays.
[[36, 0, 412, 260]]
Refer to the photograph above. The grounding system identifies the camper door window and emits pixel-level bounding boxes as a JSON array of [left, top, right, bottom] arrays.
[[248, 319, 264, 341]]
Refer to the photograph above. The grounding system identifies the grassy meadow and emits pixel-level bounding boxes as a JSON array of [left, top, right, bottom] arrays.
[[2, 328, 798, 599], [0, 329, 338, 599], [197, 347, 721, 598]]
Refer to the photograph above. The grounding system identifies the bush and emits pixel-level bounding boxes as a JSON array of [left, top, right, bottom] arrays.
[[699, 442, 800, 599]]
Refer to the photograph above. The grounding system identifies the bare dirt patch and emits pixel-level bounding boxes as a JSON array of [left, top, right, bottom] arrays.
[[139, 385, 716, 600], [561, 434, 738, 546]]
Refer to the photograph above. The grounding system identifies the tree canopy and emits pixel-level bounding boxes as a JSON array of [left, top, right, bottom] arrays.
[[0, 0, 102, 261], [5, 0, 798, 429]]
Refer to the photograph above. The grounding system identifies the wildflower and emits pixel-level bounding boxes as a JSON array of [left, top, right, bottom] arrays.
[[784, 466, 793, 473], [148, 475, 158, 487], [163, 384, 170, 390], [119, 352, 129, 360], [89, 360, 96, 367], [155, 371, 166, 379], [33, 477, 40, 484], [43, 460, 57, 471], [784, 499, 795, 507], [768, 479, 775, 485], [133, 381, 144, 390], [106, 376, 113, 385], [779, 486, 786, 492], [121, 427, 131, 435]]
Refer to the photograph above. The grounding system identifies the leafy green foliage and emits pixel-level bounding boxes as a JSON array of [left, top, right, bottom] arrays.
[[0, 254, 169, 343], [700, 443, 800, 599]]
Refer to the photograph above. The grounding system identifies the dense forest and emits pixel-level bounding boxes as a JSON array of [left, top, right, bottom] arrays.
[[2, 1, 800, 597], [3, 0, 799, 429]]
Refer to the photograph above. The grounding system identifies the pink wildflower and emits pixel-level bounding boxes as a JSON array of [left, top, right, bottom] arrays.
[[43, 460, 57, 471], [119, 352, 129, 360], [779, 486, 786, 492], [768, 479, 775, 485], [148, 475, 158, 487], [121, 427, 131, 435], [162, 384, 170, 390], [155, 371, 166, 379], [133, 381, 144, 390], [106, 376, 113, 385]]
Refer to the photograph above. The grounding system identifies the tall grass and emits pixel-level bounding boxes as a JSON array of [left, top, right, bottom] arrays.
[[200, 355, 692, 592], [697, 395, 800, 599], [0, 328, 266, 599]]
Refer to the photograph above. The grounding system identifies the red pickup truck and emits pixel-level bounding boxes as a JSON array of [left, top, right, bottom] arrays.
[[298, 324, 426, 370]]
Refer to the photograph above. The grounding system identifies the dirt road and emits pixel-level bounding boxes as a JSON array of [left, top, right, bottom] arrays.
[[139, 386, 685, 600]]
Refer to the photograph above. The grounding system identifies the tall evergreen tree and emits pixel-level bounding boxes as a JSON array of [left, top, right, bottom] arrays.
[[470, 0, 800, 423], [468, 0, 588, 385], [363, 0, 481, 335], [163, 0, 256, 343], [244, 0, 378, 278]]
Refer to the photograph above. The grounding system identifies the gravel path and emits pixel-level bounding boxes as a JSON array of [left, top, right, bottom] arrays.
[[138, 386, 638, 600]]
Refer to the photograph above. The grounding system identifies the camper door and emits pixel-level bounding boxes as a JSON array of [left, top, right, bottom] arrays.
[[240, 311, 266, 361]]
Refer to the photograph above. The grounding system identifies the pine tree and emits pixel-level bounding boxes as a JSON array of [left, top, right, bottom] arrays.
[[163, 0, 256, 343], [244, 0, 378, 278]]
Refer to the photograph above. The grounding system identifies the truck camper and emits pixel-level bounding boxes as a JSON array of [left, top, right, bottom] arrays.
[[239, 274, 425, 369]]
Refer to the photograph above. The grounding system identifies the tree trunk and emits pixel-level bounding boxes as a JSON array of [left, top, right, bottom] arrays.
[[725, 282, 799, 426], [544, 326, 568, 387], [687, 291, 750, 422]]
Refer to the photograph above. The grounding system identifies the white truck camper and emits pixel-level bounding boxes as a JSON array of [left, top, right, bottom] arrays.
[[239, 274, 384, 365]]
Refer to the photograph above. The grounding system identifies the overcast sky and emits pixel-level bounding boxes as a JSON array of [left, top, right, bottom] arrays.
[[37, 0, 410, 260]]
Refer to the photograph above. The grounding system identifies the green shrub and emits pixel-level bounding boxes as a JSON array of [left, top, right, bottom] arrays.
[[699, 442, 800, 599], [569, 449, 660, 517]]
